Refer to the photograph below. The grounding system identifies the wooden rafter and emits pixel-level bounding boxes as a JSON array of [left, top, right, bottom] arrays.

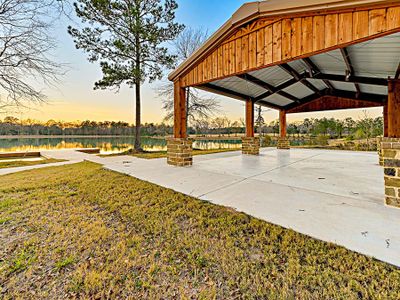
[[200, 83, 251, 101], [395, 62, 400, 79], [237, 74, 300, 103], [279, 64, 321, 95], [302, 58, 335, 91], [284, 89, 330, 110], [199, 83, 282, 110], [340, 47, 361, 97], [329, 89, 386, 104], [254, 78, 298, 101], [304, 73, 388, 86]]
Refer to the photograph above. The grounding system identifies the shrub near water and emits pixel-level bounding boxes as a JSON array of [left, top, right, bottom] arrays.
[[0, 162, 400, 299]]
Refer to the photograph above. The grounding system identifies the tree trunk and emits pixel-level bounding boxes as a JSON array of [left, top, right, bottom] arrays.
[[134, 81, 142, 151]]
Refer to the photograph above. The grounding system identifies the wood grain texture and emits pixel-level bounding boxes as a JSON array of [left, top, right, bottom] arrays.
[[242, 35, 249, 71], [256, 28, 265, 67], [388, 80, 400, 138], [384, 103, 389, 137], [264, 25, 273, 65], [282, 19, 292, 60], [302, 17, 313, 53], [279, 110, 287, 137], [369, 9, 387, 34], [272, 21, 282, 62], [313, 16, 325, 51], [387, 7, 400, 29], [245, 100, 254, 137], [291, 18, 302, 57], [173, 81, 187, 138], [338, 13, 353, 43], [353, 11, 369, 39], [325, 14, 338, 48], [249, 32, 257, 69], [287, 96, 382, 114]]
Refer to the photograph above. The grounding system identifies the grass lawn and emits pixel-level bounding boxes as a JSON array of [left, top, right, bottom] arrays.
[[101, 148, 239, 159], [0, 162, 399, 299], [0, 158, 65, 169]]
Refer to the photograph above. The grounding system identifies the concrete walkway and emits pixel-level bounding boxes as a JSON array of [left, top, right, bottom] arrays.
[[1, 148, 400, 267]]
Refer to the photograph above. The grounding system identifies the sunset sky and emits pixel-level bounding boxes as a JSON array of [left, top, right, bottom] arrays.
[[14, 0, 383, 124]]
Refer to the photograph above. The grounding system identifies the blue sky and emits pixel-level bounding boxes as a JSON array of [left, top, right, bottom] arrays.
[[19, 0, 382, 123]]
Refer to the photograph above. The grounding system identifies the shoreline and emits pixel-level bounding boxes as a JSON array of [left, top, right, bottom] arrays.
[[0, 135, 244, 140]]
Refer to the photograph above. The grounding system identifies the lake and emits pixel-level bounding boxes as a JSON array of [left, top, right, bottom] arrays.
[[0, 136, 242, 154]]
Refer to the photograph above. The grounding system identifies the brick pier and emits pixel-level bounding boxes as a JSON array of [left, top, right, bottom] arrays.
[[242, 137, 260, 155], [382, 138, 400, 208], [167, 138, 193, 167]]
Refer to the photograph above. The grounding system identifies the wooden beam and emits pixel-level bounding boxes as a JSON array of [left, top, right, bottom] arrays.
[[255, 78, 298, 101], [286, 95, 383, 114], [277, 91, 300, 103], [302, 58, 335, 90], [245, 99, 255, 137], [238, 73, 300, 103], [329, 89, 386, 104], [284, 88, 386, 111], [255, 100, 286, 110], [279, 64, 321, 95], [387, 79, 400, 138], [285, 90, 328, 111], [304, 72, 388, 86], [173, 80, 187, 138], [396, 62, 400, 79], [340, 47, 361, 96], [279, 110, 287, 138], [199, 82, 282, 110], [199, 83, 250, 101]]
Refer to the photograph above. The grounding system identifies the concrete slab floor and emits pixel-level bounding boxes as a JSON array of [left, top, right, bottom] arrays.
[[1, 148, 399, 267]]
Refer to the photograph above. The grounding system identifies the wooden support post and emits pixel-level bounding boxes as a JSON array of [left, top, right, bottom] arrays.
[[168, 79, 192, 167], [173, 80, 187, 139], [245, 99, 254, 137], [383, 103, 388, 137], [279, 110, 287, 138], [242, 99, 259, 155], [277, 110, 290, 149], [387, 80, 400, 138]]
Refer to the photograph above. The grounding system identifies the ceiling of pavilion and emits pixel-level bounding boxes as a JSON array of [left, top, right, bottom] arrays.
[[198, 32, 400, 111]]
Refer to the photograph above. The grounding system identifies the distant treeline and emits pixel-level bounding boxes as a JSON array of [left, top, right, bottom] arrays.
[[0, 117, 171, 136], [0, 115, 383, 139]]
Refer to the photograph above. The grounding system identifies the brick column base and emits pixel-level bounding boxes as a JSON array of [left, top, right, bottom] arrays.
[[242, 137, 260, 155], [167, 138, 193, 167], [382, 138, 400, 208], [277, 137, 290, 149], [377, 137, 383, 166]]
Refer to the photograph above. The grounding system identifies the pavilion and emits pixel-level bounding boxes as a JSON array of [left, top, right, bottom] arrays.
[[168, 0, 400, 207]]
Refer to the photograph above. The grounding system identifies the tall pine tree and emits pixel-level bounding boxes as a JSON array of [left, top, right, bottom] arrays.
[[68, 0, 184, 151]]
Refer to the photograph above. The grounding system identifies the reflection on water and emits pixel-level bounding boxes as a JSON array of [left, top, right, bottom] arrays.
[[0, 137, 242, 154]]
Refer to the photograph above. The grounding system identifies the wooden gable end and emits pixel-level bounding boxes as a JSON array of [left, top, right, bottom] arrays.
[[180, 5, 400, 88]]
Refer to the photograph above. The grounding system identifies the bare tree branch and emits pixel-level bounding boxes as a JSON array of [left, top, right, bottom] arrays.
[[0, 0, 68, 112], [157, 27, 220, 129]]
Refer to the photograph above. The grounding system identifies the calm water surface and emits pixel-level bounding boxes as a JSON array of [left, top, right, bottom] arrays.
[[0, 137, 242, 154]]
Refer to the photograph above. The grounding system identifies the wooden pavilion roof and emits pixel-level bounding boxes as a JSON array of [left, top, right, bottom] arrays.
[[169, 0, 400, 113]]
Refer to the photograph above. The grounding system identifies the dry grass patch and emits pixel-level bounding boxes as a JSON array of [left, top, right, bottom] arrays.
[[0, 162, 399, 299], [0, 158, 64, 169]]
